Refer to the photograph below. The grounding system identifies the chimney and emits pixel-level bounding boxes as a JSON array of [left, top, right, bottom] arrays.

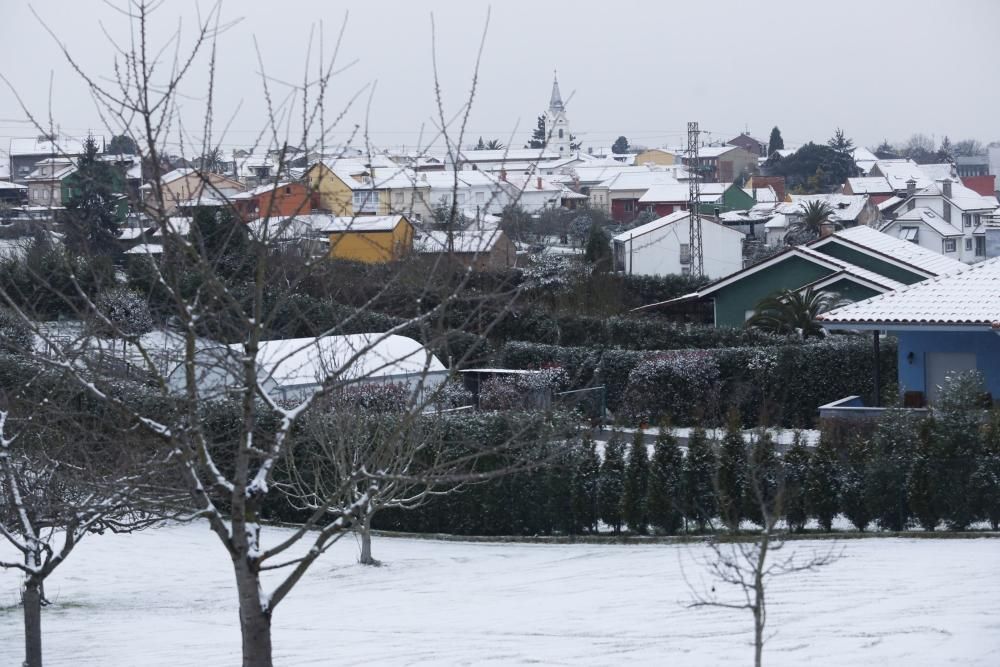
[[906, 178, 917, 197], [537, 176, 543, 190], [941, 179, 952, 199], [820, 221, 835, 238]]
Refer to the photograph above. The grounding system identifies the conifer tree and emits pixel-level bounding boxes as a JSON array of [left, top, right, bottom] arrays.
[[908, 420, 942, 531], [746, 430, 782, 527], [867, 409, 917, 531], [782, 434, 811, 532], [715, 411, 748, 531], [683, 427, 717, 532], [647, 425, 684, 535], [599, 431, 626, 533], [62, 135, 122, 255], [934, 371, 986, 530], [622, 430, 650, 534], [768, 126, 784, 154], [806, 433, 840, 531], [571, 432, 601, 533], [972, 409, 1000, 530], [839, 437, 872, 531]]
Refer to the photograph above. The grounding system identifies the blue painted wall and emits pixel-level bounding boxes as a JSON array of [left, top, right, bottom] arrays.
[[896, 330, 1000, 397]]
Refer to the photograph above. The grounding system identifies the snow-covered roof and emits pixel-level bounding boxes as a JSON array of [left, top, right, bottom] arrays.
[[818, 257, 1000, 328], [873, 159, 957, 192], [612, 210, 744, 243], [123, 243, 164, 255], [0, 181, 27, 190], [779, 194, 869, 223], [415, 229, 505, 254], [813, 225, 967, 277], [877, 195, 903, 211], [638, 182, 727, 204], [596, 170, 679, 192], [888, 207, 962, 238], [794, 246, 906, 292], [230, 181, 296, 199], [847, 176, 893, 195], [251, 334, 446, 389], [744, 185, 777, 203], [255, 214, 408, 234], [9, 136, 93, 157], [911, 180, 998, 212], [455, 148, 561, 163]]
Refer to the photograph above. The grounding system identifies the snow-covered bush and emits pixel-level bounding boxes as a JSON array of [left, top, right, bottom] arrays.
[[478, 368, 568, 411], [337, 383, 410, 414], [434, 379, 474, 410], [0, 307, 33, 354], [622, 350, 721, 424], [93, 287, 154, 337]]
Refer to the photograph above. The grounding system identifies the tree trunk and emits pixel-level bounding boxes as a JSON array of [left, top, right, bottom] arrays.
[[22, 578, 42, 667], [234, 559, 273, 667], [359, 512, 377, 566]]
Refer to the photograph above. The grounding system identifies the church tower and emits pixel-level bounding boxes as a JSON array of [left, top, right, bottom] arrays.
[[545, 72, 572, 156]]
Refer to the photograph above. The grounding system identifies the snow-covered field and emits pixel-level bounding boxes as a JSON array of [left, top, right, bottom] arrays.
[[1, 524, 998, 666]]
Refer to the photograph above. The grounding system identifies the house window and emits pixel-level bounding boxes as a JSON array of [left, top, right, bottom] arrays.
[[976, 236, 986, 256], [965, 238, 973, 251], [457, 193, 467, 204], [558, 129, 564, 139], [943, 238, 957, 253], [900, 227, 919, 243], [963, 213, 972, 227], [393, 191, 404, 205], [974, 214, 982, 227], [679, 243, 691, 264], [284, 186, 291, 194], [681, 266, 691, 276], [623, 200, 635, 213], [352, 190, 379, 213], [475, 191, 485, 204]]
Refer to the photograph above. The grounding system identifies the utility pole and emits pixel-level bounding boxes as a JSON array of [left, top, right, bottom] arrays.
[[687, 121, 704, 277]]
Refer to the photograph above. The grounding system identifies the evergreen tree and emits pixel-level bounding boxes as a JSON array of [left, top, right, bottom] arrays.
[[622, 430, 650, 534], [571, 433, 601, 532], [682, 427, 717, 532], [827, 127, 854, 154], [647, 425, 684, 535], [62, 135, 122, 255], [598, 431, 626, 533], [839, 437, 872, 531], [584, 223, 611, 269], [107, 133, 138, 155], [546, 444, 576, 535], [746, 430, 782, 527], [612, 135, 630, 154], [971, 409, 1000, 530], [768, 126, 784, 154], [934, 371, 987, 530], [908, 419, 942, 531], [937, 135, 954, 162], [474, 136, 486, 150], [782, 434, 811, 532], [874, 139, 898, 160], [806, 433, 840, 531], [715, 411, 748, 531], [867, 409, 917, 531], [527, 114, 547, 149]]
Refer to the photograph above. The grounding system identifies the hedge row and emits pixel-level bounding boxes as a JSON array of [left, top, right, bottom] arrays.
[[496, 337, 898, 428]]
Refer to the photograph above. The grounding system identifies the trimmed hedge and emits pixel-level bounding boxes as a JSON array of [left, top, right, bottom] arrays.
[[496, 337, 898, 428]]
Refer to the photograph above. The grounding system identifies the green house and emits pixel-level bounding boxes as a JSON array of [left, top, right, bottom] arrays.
[[638, 226, 967, 328]]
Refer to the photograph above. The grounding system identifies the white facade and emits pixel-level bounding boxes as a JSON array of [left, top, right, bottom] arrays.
[[612, 211, 745, 279], [881, 180, 998, 263]]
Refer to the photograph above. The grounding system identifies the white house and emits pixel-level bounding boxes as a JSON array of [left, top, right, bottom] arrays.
[[612, 210, 745, 279], [880, 179, 999, 263]]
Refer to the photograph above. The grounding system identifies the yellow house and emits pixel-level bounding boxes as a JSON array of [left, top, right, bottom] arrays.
[[306, 161, 433, 223], [320, 214, 415, 263], [633, 148, 678, 166]]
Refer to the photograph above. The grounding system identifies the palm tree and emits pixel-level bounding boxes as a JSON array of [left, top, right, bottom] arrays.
[[746, 288, 843, 339], [485, 139, 505, 150], [784, 200, 838, 245]]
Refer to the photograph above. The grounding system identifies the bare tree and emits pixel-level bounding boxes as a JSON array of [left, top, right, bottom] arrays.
[[0, 400, 166, 667], [0, 3, 566, 666], [685, 432, 840, 667]]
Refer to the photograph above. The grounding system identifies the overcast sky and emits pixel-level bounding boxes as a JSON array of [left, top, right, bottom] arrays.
[[1, 0, 998, 155]]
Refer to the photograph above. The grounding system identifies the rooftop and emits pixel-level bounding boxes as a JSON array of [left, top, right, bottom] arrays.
[[818, 257, 1000, 328], [817, 224, 966, 276]]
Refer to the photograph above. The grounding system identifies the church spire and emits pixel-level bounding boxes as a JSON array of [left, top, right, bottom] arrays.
[[549, 70, 564, 113]]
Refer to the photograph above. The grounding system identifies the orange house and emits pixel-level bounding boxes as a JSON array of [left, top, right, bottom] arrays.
[[232, 181, 312, 221]]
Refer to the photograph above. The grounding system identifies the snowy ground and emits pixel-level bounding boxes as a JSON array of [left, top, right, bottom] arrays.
[[1, 524, 998, 666]]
